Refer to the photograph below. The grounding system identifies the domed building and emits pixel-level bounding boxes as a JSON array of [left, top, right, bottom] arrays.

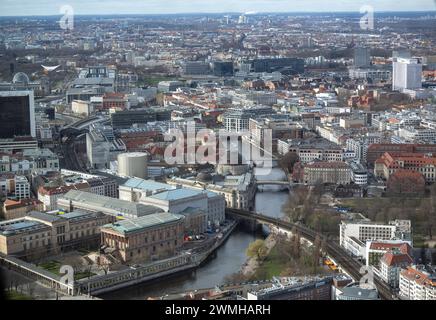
[[0, 72, 50, 97], [216, 151, 249, 176], [12, 72, 30, 85], [196, 172, 213, 183]]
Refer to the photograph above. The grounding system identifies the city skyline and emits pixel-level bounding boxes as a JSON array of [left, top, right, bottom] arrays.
[[0, 0, 435, 16]]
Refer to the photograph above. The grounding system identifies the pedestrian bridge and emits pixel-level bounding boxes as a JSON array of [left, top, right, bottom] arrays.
[[255, 180, 291, 186]]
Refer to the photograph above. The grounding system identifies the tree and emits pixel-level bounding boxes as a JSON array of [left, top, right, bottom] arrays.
[[279, 151, 299, 173], [246, 240, 268, 260], [312, 235, 322, 273], [290, 227, 301, 260]]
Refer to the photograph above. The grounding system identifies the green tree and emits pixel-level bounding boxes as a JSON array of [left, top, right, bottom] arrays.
[[246, 239, 268, 260]]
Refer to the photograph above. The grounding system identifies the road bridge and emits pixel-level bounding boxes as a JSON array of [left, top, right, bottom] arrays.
[[226, 208, 396, 300]]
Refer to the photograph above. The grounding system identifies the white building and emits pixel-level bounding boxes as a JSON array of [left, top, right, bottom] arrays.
[[14, 176, 30, 200], [340, 219, 412, 258], [399, 266, 436, 300], [392, 57, 422, 91], [72, 100, 93, 116], [86, 130, 111, 169], [119, 178, 226, 227], [117, 152, 148, 179], [376, 250, 413, 289]]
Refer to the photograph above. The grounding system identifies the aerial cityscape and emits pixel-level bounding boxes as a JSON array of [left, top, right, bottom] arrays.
[[1, 0, 436, 305]]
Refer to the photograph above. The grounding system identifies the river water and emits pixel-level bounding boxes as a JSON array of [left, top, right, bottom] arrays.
[[100, 168, 290, 300]]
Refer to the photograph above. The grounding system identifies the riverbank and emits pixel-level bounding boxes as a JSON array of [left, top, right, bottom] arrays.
[[241, 234, 277, 278]]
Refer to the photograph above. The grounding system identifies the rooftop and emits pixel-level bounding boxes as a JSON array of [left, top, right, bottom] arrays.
[[60, 190, 162, 218], [147, 188, 207, 201], [339, 285, 379, 300], [102, 212, 184, 234], [122, 177, 175, 192]]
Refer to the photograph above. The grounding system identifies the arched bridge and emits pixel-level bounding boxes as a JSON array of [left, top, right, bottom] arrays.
[[226, 208, 395, 301], [255, 180, 290, 186]]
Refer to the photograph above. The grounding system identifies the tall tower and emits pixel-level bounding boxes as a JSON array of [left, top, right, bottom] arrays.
[[0, 90, 35, 139], [354, 47, 371, 68], [392, 57, 422, 91]]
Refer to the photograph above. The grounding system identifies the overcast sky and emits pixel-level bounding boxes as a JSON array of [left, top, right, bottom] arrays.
[[0, 0, 435, 16]]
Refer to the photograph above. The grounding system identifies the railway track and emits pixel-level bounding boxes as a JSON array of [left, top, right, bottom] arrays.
[[226, 208, 395, 300]]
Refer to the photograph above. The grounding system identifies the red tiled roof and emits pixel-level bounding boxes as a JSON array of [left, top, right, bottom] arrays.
[[401, 267, 436, 288], [370, 242, 412, 255], [38, 183, 89, 196], [381, 250, 413, 267]]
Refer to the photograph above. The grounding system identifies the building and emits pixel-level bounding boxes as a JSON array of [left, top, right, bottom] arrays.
[[213, 61, 234, 77], [346, 138, 370, 164], [399, 265, 436, 300], [13, 175, 30, 200], [0, 91, 36, 139], [139, 188, 208, 231], [367, 144, 436, 167], [86, 130, 111, 169], [2, 198, 44, 220], [296, 161, 352, 185], [111, 108, 171, 130], [365, 241, 413, 268], [158, 81, 185, 93], [0, 72, 50, 97], [102, 92, 128, 111], [66, 87, 106, 104], [250, 58, 304, 74], [340, 219, 412, 258], [0, 210, 114, 258], [120, 178, 226, 227], [335, 283, 380, 300], [167, 174, 255, 211], [354, 47, 371, 68], [120, 177, 226, 228], [393, 57, 423, 91], [60, 169, 118, 198], [374, 152, 436, 183], [349, 68, 391, 82], [100, 212, 185, 263], [284, 138, 343, 163], [223, 107, 274, 132], [376, 249, 413, 288], [0, 149, 59, 176], [0, 174, 30, 200], [349, 161, 368, 186], [117, 152, 148, 179], [58, 189, 163, 219], [247, 276, 333, 300], [38, 184, 90, 211], [71, 100, 93, 116], [183, 61, 211, 75], [0, 137, 38, 154]]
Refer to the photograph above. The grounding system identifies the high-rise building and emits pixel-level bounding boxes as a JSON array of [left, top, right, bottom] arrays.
[[117, 152, 148, 179], [0, 91, 35, 139], [183, 61, 211, 75], [354, 47, 371, 68], [250, 58, 304, 73], [392, 57, 423, 91], [213, 61, 234, 77]]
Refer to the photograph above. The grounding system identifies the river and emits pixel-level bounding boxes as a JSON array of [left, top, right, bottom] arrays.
[[99, 168, 290, 300]]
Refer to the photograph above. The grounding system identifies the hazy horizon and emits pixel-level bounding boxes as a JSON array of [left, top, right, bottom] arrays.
[[0, 0, 435, 17]]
